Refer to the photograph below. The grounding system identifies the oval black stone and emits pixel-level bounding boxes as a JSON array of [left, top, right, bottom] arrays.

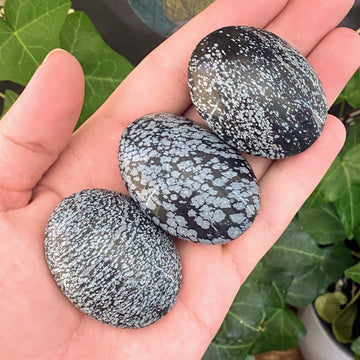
[[45, 189, 182, 329], [118, 113, 260, 245], [188, 26, 327, 159]]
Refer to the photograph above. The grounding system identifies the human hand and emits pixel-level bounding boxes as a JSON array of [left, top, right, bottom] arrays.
[[1, 0, 359, 359]]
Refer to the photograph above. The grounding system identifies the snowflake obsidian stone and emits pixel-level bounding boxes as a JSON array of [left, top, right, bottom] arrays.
[[118, 113, 260, 245], [188, 26, 327, 159], [45, 189, 182, 328]]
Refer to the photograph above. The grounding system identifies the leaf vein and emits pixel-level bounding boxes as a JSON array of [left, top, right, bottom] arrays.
[[14, 3, 69, 34], [271, 245, 323, 260], [228, 310, 261, 332]]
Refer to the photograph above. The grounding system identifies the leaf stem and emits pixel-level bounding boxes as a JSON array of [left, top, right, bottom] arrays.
[[352, 251, 360, 260], [0, 92, 5, 99], [351, 289, 360, 304], [339, 100, 346, 120], [351, 109, 360, 118]]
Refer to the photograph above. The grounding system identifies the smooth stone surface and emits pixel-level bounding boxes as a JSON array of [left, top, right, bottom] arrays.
[[118, 113, 260, 245], [188, 26, 327, 159], [45, 189, 182, 329]]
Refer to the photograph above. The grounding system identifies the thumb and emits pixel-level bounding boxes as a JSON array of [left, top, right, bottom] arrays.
[[0, 49, 84, 211]]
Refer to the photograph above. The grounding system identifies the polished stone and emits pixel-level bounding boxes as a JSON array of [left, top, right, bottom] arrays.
[[118, 113, 260, 245], [45, 189, 182, 328], [188, 26, 327, 159]]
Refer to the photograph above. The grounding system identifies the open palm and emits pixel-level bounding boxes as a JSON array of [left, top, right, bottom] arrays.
[[1, 0, 360, 359]]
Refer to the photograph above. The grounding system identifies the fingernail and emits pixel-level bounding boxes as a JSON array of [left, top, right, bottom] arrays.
[[42, 48, 69, 64]]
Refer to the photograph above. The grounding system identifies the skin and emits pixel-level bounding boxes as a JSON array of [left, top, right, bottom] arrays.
[[0, 0, 359, 359]]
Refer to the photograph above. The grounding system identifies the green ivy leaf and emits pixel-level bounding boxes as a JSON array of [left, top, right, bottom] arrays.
[[351, 336, 360, 355], [1, 88, 19, 117], [307, 157, 346, 207], [205, 265, 304, 358], [341, 122, 360, 155], [307, 122, 360, 209], [286, 243, 352, 308], [321, 243, 353, 286], [0, 0, 71, 85], [250, 308, 306, 354], [333, 301, 358, 343], [345, 262, 360, 284], [298, 202, 346, 245], [314, 292, 348, 323], [261, 272, 293, 310], [286, 265, 326, 308], [307, 137, 360, 242], [60, 11, 134, 126], [333, 144, 360, 242], [336, 69, 360, 109], [263, 220, 324, 272], [261, 218, 329, 308], [251, 273, 306, 353], [329, 290, 360, 344]]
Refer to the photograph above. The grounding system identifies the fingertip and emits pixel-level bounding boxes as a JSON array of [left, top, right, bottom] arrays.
[[38, 48, 85, 121], [3, 48, 85, 151], [330, 26, 360, 57], [325, 114, 347, 151], [42, 48, 83, 74], [307, 27, 360, 107]]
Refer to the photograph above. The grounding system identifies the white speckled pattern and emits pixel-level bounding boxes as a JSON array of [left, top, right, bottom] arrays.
[[45, 189, 182, 328], [118, 113, 260, 245], [188, 26, 327, 159]]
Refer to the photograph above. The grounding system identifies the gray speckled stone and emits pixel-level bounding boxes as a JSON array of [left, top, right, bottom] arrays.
[[45, 189, 182, 329], [188, 26, 327, 159], [118, 113, 260, 245]]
